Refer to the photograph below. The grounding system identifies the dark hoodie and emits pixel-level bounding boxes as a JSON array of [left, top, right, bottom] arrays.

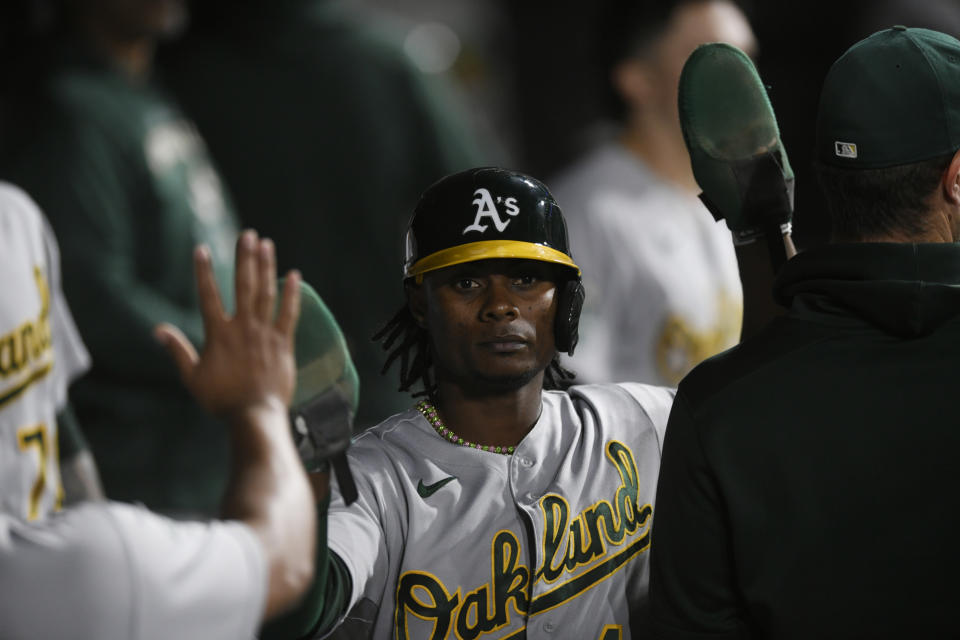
[[649, 242, 960, 639]]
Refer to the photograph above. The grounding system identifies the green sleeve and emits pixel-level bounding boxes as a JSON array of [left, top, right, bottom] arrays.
[[56, 403, 87, 461], [10, 116, 205, 384], [259, 495, 353, 640]]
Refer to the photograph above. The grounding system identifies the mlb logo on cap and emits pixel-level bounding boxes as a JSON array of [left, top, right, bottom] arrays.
[[834, 141, 858, 159], [817, 26, 960, 168]]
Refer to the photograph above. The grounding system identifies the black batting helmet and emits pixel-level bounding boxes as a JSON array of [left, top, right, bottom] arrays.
[[402, 167, 585, 355]]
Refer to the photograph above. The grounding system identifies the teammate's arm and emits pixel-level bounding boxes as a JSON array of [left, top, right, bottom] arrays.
[[0, 231, 319, 639], [156, 230, 316, 618], [259, 472, 355, 640]]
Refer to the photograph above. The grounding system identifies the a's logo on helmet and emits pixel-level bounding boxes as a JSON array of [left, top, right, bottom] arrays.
[[463, 188, 519, 235]]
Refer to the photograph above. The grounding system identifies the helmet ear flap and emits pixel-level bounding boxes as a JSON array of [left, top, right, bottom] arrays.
[[554, 278, 585, 355]]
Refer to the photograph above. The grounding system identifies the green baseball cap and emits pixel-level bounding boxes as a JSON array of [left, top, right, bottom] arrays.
[[817, 26, 960, 169], [679, 42, 794, 232], [281, 279, 359, 488]]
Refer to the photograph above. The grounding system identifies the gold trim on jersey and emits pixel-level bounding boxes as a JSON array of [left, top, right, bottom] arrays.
[[655, 291, 742, 385], [0, 267, 54, 409], [394, 441, 650, 639], [0, 362, 53, 411], [17, 423, 56, 521], [0, 267, 53, 377]]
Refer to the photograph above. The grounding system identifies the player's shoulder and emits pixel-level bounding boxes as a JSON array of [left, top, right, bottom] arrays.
[[349, 407, 424, 461], [0, 503, 128, 582], [355, 407, 419, 440], [0, 181, 44, 222], [564, 382, 675, 412], [0, 182, 49, 254], [678, 315, 823, 409], [0, 507, 127, 639], [557, 382, 676, 446], [0, 503, 264, 640]]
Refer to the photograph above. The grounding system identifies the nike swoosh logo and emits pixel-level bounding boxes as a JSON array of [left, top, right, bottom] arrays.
[[417, 476, 457, 499]]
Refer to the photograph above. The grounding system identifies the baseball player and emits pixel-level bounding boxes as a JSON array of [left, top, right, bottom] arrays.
[[269, 159, 795, 639], [550, 0, 756, 388], [0, 205, 318, 639], [0, 181, 91, 521], [650, 27, 960, 637], [265, 167, 670, 639]]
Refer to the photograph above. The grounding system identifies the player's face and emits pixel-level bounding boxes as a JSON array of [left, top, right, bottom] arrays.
[[653, 0, 757, 111], [619, 0, 757, 127], [414, 259, 559, 394]]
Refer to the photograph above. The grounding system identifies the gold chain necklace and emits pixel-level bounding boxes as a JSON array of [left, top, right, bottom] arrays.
[[416, 400, 515, 455]]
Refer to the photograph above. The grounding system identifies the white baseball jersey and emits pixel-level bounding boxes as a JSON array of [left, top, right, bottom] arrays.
[[0, 182, 90, 520], [551, 142, 742, 387], [326, 383, 674, 639], [0, 501, 266, 640]]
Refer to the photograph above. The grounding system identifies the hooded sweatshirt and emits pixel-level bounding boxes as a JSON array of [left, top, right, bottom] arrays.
[[649, 242, 960, 639]]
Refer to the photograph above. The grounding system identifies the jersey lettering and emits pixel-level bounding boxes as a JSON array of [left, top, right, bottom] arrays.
[[462, 189, 520, 235], [395, 441, 650, 638], [0, 268, 52, 380], [16, 423, 61, 521], [395, 571, 460, 640], [537, 441, 650, 584], [0, 268, 54, 410], [396, 530, 528, 640]]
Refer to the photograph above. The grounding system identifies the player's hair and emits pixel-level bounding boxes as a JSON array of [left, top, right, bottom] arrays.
[[373, 305, 575, 401], [816, 152, 954, 242], [598, 0, 751, 121]]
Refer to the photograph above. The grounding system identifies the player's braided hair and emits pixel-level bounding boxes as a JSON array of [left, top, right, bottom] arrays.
[[373, 303, 575, 401]]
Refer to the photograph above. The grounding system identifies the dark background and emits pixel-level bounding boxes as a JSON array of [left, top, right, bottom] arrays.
[[3, 0, 960, 248]]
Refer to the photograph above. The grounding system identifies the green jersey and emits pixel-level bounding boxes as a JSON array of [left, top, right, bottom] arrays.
[[9, 46, 239, 514]]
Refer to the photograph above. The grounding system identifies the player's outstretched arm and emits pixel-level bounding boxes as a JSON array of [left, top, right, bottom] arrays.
[[155, 230, 316, 620]]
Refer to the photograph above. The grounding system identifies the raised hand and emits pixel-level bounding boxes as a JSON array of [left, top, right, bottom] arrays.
[[154, 230, 301, 419]]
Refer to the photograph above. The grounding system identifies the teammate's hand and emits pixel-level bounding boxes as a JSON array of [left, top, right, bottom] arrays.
[[154, 230, 302, 419]]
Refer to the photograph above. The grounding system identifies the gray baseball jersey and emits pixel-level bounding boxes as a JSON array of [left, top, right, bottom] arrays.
[[0, 501, 267, 640], [326, 382, 674, 639], [552, 142, 742, 387], [0, 183, 90, 521]]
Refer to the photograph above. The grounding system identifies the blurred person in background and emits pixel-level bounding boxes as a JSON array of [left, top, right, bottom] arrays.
[[0, 215, 320, 639], [650, 26, 960, 637], [159, 0, 489, 429], [550, 0, 757, 387], [0, 180, 101, 524], [3, 0, 242, 516]]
